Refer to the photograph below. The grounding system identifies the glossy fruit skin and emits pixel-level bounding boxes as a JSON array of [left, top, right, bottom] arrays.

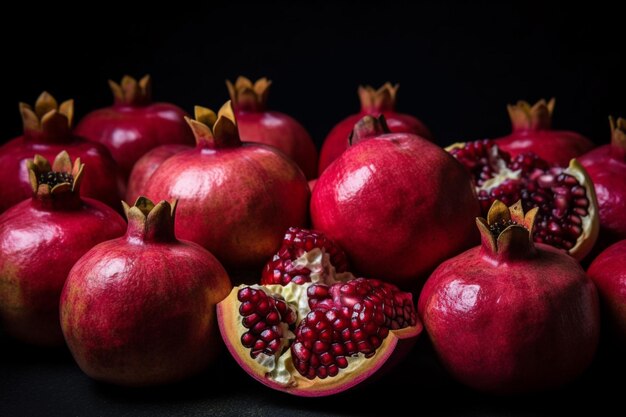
[[318, 112, 431, 174], [60, 202, 232, 386], [579, 145, 626, 247], [419, 243, 600, 394], [497, 130, 594, 167], [236, 110, 318, 180], [311, 132, 479, 288], [76, 103, 194, 177], [0, 197, 126, 346], [0, 137, 124, 212], [126, 144, 191, 203], [587, 240, 626, 344], [144, 145, 310, 269]]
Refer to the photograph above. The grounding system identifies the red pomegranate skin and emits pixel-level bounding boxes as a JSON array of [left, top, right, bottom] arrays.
[[60, 200, 232, 386], [126, 144, 191, 203], [0, 190, 126, 346], [311, 121, 479, 288], [236, 110, 318, 179], [142, 104, 310, 270], [497, 130, 594, 167], [419, 243, 599, 393], [587, 240, 626, 344], [578, 122, 626, 247], [0, 137, 124, 213], [76, 102, 194, 177]]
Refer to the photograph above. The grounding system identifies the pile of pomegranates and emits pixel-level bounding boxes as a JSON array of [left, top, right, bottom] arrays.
[[1, 77, 624, 400]]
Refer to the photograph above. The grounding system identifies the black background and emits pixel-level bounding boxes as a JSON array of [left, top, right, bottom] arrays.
[[2, 2, 626, 416], [1, 2, 625, 148]]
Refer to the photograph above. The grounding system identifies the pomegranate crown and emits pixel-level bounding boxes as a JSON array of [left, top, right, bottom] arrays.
[[609, 116, 626, 160], [226, 76, 272, 112], [476, 200, 539, 260], [108, 75, 152, 106], [20, 92, 74, 137], [185, 101, 241, 148], [358, 82, 399, 113], [26, 151, 84, 197], [507, 98, 555, 131], [349, 114, 391, 146], [122, 197, 178, 243]]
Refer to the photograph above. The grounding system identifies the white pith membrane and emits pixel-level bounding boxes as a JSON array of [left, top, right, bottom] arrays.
[[218, 247, 420, 395], [446, 142, 599, 259]]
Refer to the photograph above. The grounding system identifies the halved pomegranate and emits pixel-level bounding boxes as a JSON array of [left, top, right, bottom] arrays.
[[218, 228, 421, 397], [447, 140, 599, 259]]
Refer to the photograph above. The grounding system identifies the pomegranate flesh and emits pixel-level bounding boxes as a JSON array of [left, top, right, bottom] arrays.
[[448, 139, 599, 260], [578, 117, 626, 248], [312, 115, 479, 288], [0, 92, 124, 212], [419, 200, 600, 394], [227, 76, 318, 179], [496, 98, 595, 166], [142, 102, 310, 270], [75, 75, 194, 177], [318, 83, 432, 174], [218, 227, 421, 396], [587, 239, 626, 344], [60, 197, 232, 386], [0, 151, 126, 346]]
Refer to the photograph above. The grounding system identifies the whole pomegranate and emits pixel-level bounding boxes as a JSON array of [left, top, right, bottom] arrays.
[[227, 76, 318, 179], [448, 140, 599, 260], [75, 75, 194, 177], [126, 144, 191, 203], [318, 83, 432, 174], [0, 92, 124, 212], [218, 227, 422, 396], [0, 151, 126, 346], [311, 115, 479, 288], [587, 239, 626, 344], [60, 197, 232, 386], [419, 200, 600, 394], [579, 117, 626, 248], [142, 102, 310, 270], [495, 98, 595, 166]]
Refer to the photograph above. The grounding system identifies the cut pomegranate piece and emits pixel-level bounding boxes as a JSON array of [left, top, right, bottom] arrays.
[[447, 140, 599, 259]]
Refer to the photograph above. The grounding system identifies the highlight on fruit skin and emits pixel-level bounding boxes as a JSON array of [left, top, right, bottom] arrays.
[[217, 227, 422, 397], [418, 200, 600, 394], [447, 139, 599, 260]]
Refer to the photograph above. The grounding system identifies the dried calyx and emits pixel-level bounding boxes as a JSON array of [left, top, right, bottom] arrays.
[[122, 197, 177, 243], [20, 92, 74, 140], [609, 116, 626, 161], [109, 75, 152, 106], [26, 151, 84, 197], [226, 76, 272, 112], [185, 101, 241, 149], [358, 82, 399, 113], [507, 98, 555, 131], [349, 115, 390, 146]]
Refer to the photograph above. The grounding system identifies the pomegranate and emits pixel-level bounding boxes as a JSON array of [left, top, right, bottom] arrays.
[[227, 76, 318, 179], [587, 239, 626, 344], [448, 140, 599, 260], [311, 115, 479, 288], [578, 117, 626, 248], [0, 151, 126, 346], [60, 197, 232, 386], [75, 75, 194, 177], [126, 144, 191, 203], [142, 102, 310, 270], [218, 227, 421, 396], [318, 83, 432, 174], [419, 200, 600, 394], [496, 98, 595, 166], [0, 92, 125, 212]]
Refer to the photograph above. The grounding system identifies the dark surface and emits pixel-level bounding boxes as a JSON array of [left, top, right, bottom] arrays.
[[1, 333, 623, 417], [1, 3, 626, 148]]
